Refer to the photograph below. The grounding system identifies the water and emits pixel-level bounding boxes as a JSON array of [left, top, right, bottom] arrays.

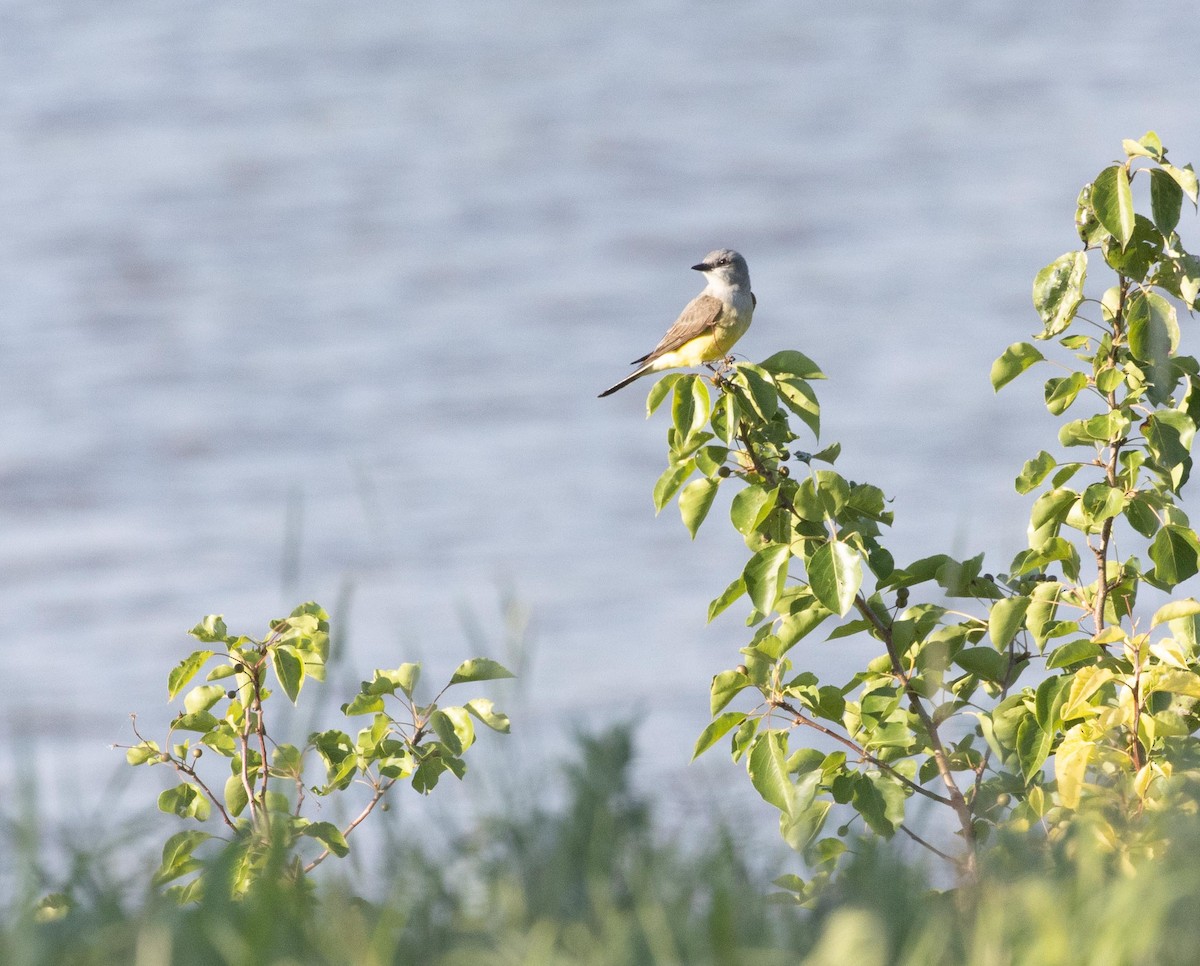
[[3, 1, 1199, 829]]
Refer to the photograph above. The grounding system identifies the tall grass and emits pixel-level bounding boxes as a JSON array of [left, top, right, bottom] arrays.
[[6, 726, 1200, 964]]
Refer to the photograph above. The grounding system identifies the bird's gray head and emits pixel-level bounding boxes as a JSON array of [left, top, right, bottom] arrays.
[[691, 249, 750, 288]]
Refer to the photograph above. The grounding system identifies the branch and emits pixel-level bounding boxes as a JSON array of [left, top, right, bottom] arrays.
[[853, 593, 977, 863], [898, 823, 958, 865], [773, 698, 952, 807], [303, 776, 397, 874]]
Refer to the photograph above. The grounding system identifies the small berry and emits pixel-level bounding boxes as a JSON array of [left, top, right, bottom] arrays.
[[735, 664, 749, 676], [778, 466, 790, 478], [718, 466, 732, 478]]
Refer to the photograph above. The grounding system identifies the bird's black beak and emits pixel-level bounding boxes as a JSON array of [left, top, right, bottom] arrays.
[[691, 262, 709, 272]]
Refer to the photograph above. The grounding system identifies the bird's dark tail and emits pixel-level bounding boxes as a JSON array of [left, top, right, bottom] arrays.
[[595, 364, 652, 398], [598, 366, 650, 398]]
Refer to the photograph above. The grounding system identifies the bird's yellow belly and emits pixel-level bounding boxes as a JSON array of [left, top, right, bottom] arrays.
[[652, 315, 750, 371]]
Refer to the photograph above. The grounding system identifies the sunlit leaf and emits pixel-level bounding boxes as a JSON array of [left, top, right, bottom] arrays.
[[168, 651, 215, 701], [743, 544, 791, 615], [748, 731, 793, 814], [1092, 165, 1135, 248], [989, 597, 1029, 650], [302, 821, 350, 857], [1150, 167, 1184, 234], [449, 658, 515, 686], [679, 477, 720, 538], [991, 342, 1045, 391], [1151, 598, 1200, 629], [692, 711, 748, 760], [271, 644, 304, 704], [1032, 251, 1087, 338]]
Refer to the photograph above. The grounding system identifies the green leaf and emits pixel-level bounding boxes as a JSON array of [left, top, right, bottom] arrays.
[[271, 644, 304, 704], [1122, 134, 1160, 160], [153, 830, 212, 886], [778, 593, 832, 646], [734, 364, 779, 421], [707, 575, 747, 622], [1144, 409, 1195, 490], [956, 647, 1010, 684], [465, 698, 511, 733], [1151, 598, 1200, 629], [1058, 412, 1130, 448], [852, 774, 901, 837], [1015, 452, 1056, 494], [1128, 291, 1181, 406], [1076, 183, 1109, 246], [991, 342, 1045, 391], [652, 461, 695, 513], [730, 484, 778, 537], [743, 544, 791, 615], [646, 372, 686, 416], [1150, 525, 1200, 587], [748, 731, 793, 814], [223, 773, 249, 817], [678, 477, 720, 538], [989, 597, 1029, 650], [125, 740, 162, 766], [1029, 488, 1077, 533], [1016, 715, 1051, 784], [449, 658, 515, 686], [759, 350, 824, 380], [711, 668, 751, 715], [1044, 372, 1088, 416], [693, 712, 748, 760], [430, 707, 475, 755], [1143, 667, 1200, 699], [189, 616, 228, 643], [1092, 165, 1135, 248], [1124, 497, 1160, 539], [173, 711, 219, 734], [672, 376, 709, 439], [1031, 251, 1087, 338], [807, 541, 862, 617], [1101, 214, 1162, 281], [366, 664, 421, 699], [183, 685, 226, 716], [1035, 674, 1070, 732], [1150, 167, 1184, 235], [302, 821, 350, 857], [776, 375, 821, 438], [1055, 724, 1093, 809], [342, 693, 385, 716], [1160, 162, 1200, 205], [168, 651, 214, 701], [158, 783, 210, 821]]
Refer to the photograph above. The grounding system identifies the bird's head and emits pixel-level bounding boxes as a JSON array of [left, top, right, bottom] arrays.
[[691, 249, 750, 288]]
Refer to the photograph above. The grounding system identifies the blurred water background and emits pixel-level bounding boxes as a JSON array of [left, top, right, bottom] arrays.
[[2, 1, 1199, 836]]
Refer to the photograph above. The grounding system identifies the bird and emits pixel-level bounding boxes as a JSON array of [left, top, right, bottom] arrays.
[[598, 249, 755, 398]]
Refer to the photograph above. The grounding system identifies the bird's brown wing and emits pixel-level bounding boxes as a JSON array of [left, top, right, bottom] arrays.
[[631, 294, 726, 365]]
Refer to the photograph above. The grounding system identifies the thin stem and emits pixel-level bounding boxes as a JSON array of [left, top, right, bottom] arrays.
[[854, 593, 977, 874], [303, 776, 396, 874], [898, 823, 958, 865], [773, 698, 952, 807]]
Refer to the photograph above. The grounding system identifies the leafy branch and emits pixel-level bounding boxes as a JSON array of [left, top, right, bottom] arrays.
[[117, 603, 513, 900], [644, 133, 1200, 897]]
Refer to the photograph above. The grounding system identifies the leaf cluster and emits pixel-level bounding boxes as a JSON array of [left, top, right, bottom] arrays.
[[119, 602, 513, 900], [653, 133, 1200, 890]]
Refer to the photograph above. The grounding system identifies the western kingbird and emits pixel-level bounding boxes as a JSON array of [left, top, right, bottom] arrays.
[[598, 249, 755, 397]]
